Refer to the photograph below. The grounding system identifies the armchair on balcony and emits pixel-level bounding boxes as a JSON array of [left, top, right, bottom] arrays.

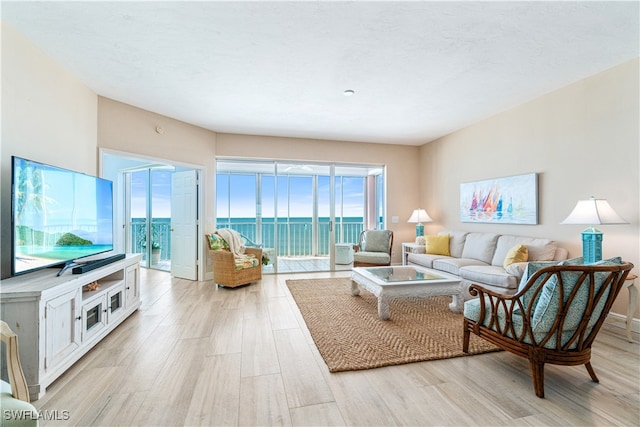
[[352, 229, 394, 267], [208, 229, 262, 288], [463, 258, 633, 398]]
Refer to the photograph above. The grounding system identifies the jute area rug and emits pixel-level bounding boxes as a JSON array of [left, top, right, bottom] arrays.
[[286, 277, 500, 372]]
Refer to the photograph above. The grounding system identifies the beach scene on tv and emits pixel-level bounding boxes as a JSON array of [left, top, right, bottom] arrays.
[[12, 158, 114, 275]]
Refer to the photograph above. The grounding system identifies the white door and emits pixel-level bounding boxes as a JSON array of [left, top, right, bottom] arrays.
[[171, 170, 198, 280]]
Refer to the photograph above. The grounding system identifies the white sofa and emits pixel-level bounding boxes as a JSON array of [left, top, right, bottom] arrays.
[[406, 230, 568, 297]]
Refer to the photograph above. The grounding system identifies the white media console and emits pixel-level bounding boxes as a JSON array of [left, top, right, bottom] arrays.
[[0, 254, 141, 401]]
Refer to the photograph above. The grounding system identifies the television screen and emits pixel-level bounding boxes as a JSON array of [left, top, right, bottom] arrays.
[[12, 156, 114, 275]]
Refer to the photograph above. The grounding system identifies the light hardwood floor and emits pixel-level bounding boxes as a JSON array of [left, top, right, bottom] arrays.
[[33, 268, 640, 426]]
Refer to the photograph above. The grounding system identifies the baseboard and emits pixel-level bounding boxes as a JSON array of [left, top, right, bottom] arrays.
[[606, 312, 639, 335]]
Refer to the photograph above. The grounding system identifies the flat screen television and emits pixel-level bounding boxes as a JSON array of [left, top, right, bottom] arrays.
[[11, 156, 114, 276]]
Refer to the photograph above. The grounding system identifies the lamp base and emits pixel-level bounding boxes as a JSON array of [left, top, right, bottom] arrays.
[[415, 223, 424, 237], [582, 229, 603, 264]]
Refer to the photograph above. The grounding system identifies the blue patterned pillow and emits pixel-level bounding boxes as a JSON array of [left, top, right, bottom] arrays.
[[515, 260, 562, 314], [531, 257, 598, 331]]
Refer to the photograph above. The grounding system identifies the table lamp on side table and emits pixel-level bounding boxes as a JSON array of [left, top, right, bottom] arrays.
[[408, 209, 432, 241], [561, 196, 628, 263]]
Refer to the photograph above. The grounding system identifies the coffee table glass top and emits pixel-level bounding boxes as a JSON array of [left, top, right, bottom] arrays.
[[361, 266, 446, 283]]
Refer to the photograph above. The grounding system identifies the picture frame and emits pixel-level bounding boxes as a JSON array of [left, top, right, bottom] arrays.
[[460, 173, 538, 224]]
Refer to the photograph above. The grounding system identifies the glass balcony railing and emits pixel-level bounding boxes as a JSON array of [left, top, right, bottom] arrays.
[[130, 218, 172, 262], [215, 218, 364, 257]]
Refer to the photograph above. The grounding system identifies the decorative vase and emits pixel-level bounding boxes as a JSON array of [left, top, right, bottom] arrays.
[[151, 248, 161, 265]]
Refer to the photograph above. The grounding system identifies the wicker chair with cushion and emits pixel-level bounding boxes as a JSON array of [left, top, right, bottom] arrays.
[[352, 229, 394, 267], [463, 257, 633, 398], [208, 230, 262, 288]]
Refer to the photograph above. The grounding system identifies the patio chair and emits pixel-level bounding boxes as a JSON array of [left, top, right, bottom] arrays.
[[353, 229, 394, 267], [463, 259, 633, 398]]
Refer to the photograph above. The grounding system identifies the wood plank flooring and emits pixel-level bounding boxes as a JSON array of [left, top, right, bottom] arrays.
[[33, 268, 640, 426]]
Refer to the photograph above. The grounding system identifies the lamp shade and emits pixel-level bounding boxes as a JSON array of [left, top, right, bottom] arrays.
[[560, 197, 627, 226], [408, 209, 432, 223], [561, 196, 627, 264]]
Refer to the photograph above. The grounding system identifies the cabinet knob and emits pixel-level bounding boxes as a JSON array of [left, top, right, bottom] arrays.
[[76, 316, 82, 321]]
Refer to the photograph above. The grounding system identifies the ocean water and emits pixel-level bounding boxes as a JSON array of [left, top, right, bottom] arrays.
[[132, 217, 371, 257], [216, 217, 365, 256]]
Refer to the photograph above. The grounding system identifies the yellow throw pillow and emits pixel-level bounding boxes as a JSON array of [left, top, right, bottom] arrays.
[[425, 234, 450, 256], [504, 244, 529, 268]]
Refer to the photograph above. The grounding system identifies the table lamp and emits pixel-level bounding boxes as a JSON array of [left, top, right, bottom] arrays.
[[408, 208, 432, 239], [560, 196, 627, 263]]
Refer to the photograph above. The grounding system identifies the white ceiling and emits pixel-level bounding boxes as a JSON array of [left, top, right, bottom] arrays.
[[2, 1, 638, 145]]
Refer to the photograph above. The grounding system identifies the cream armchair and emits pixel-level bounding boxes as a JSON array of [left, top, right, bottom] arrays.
[[352, 229, 394, 267], [1, 320, 39, 426]]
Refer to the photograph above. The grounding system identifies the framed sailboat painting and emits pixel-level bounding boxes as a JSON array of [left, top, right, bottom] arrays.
[[460, 173, 538, 224]]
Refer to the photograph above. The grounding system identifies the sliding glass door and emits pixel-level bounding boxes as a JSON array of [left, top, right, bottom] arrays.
[[126, 168, 172, 270], [216, 159, 385, 273]]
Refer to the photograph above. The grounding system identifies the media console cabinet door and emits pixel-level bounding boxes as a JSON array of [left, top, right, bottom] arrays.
[[125, 264, 140, 308], [45, 288, 81, 371]]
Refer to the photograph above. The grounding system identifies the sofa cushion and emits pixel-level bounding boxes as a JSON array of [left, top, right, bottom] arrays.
[[425, 234, 450, 256], [491, 235, 556, 266], [461, 233, 499, 264], [440, 230, 469, 258], [459, 265, 519, 289], [505, 262, 528, 279], [406, 253, 450, 268], [433, 257, 488, 276], [527, 242, 559, 262], [503, 244, 528, 268]]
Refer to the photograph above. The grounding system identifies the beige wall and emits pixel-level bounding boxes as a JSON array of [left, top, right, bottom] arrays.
[[1, 22, 98, 278], [216, 134, 421, 264], [97, 96, 217, 226], [420, 58, 640, 317], [97, 97, 217, 279]]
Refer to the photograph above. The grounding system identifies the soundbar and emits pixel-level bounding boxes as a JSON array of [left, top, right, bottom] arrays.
[[72, 253, 126, 274]]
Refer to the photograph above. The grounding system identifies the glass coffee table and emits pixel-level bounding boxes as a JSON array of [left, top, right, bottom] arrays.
[[351, 265, 463, 320]]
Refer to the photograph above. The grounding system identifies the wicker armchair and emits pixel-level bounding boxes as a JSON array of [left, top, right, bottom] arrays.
[[210, 247, 263, 288], [463, 260, 633, 398], [352, 230, 394, 267]]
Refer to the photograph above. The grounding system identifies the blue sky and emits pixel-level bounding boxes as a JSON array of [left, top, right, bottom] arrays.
[[130, 170, 365, 219], [217, 174, 365, 218], [130, 169, 172, 218], [15, 158, 113, 243]]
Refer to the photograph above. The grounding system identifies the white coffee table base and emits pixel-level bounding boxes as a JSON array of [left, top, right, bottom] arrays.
[[351, 266, 463, 320]]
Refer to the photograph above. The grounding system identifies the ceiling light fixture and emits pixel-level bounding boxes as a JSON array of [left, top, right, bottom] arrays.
[[343, 89, 355, 97]]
